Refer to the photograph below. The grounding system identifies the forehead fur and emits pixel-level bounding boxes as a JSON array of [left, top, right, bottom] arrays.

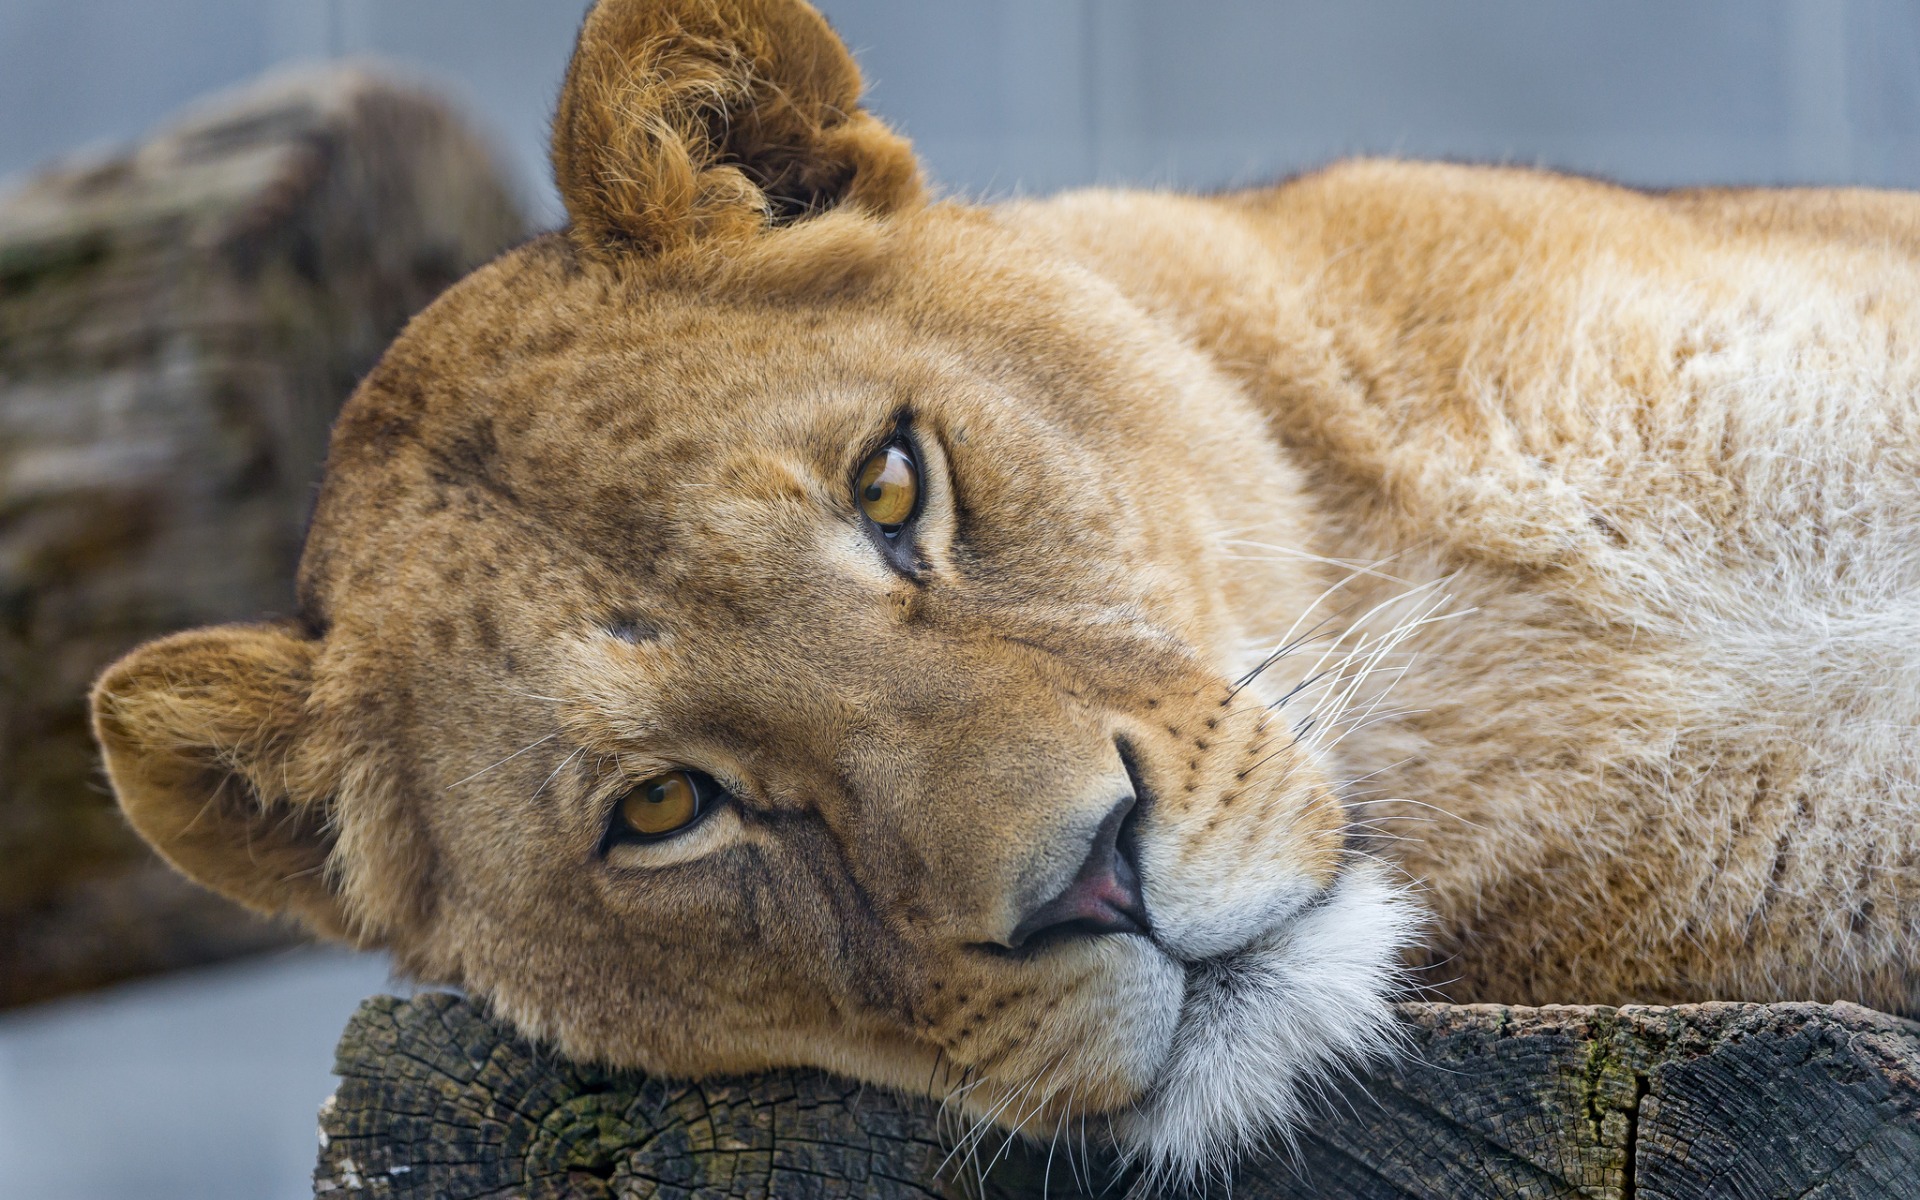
[[297, 202, 1168, 634], [305, 223, 861, 615]]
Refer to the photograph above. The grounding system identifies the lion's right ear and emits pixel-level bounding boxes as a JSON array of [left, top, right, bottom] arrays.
[[90, 623, 353, 939], [553, 0, 923, 257]]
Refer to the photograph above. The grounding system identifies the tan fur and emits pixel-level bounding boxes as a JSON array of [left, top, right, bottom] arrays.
[[91, 0, 1920, 1174]]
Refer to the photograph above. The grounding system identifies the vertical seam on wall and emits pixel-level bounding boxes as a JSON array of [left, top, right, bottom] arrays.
[[1786, 0, 1854, 182], [1079, 0, 1101, 182]]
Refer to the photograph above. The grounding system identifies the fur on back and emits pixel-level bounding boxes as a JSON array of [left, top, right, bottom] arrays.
[[1013, 171, 1920, 1009]]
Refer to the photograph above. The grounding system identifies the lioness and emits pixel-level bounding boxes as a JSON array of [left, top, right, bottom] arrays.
[[90, 0, 1920, 1179]]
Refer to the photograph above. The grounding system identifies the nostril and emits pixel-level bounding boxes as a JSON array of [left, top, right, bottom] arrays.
[[1004, 793, 1151, 950]]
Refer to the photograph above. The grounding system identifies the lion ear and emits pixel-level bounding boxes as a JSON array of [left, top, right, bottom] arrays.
[[90, 623, 355, 940], [552, 0, 923, 256]]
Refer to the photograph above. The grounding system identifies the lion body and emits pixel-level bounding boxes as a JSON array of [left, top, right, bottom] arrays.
[[89, 0, 1920, 1177], [1014, 166, 1920, 1008]]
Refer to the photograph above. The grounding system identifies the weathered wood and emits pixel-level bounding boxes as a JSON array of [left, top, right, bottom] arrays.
[[1244, 1003, 1920, 1200], [0, 66, 526, 1005], [317, 994, 1920, 1199], [318, 993, 957, 1200]]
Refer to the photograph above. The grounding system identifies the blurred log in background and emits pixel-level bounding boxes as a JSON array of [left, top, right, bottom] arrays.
[[0, 65, 527, 1007]]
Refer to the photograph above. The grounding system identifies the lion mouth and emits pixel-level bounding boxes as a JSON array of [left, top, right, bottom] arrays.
[[1114, 862, 1423, 1180]]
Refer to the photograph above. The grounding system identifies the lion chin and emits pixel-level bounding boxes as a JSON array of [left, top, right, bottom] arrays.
[[1115, 865, 1421, 1181]]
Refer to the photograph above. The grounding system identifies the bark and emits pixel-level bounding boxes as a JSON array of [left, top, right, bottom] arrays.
[[317, 994, 1920, 1199], [0, 65, 527, 1006]]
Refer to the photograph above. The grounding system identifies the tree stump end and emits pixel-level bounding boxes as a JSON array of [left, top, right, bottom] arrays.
[[316, 994, 1920, 1199]]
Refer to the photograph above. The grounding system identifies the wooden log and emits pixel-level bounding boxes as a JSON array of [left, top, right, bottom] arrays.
[[0, 66, 526, 1006], [316, 994, 1920, 1199]]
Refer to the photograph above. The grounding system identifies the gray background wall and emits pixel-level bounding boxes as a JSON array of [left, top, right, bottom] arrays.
[[4, 1, 1917, 228]]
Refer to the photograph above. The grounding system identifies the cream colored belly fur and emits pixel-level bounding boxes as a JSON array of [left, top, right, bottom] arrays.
[[1015, 163, 1920, 1010]]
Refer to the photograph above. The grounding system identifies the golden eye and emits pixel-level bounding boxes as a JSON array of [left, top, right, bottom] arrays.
[[855, 443, 919, 532], [617, 770, 710, 839]]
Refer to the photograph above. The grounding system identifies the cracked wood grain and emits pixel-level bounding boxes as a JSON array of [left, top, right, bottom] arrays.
[[316, 995, 1920, 1199]]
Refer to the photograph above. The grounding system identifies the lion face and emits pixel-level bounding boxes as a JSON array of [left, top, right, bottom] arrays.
[[89, 0, 1416, 1176]]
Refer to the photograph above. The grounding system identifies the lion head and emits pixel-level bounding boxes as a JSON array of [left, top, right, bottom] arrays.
[[90, 0, 1416, 1176]]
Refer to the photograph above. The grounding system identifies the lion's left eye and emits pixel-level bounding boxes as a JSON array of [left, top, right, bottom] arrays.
[[855, 442, 919, 535], [612, 770, 716, 841]]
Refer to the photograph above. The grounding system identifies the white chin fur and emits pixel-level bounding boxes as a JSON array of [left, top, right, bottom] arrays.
[[1112, 863, 1423, 1183]]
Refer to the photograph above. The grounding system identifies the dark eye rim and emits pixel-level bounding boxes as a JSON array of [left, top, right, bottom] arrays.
[[598, 768, 726, 854]]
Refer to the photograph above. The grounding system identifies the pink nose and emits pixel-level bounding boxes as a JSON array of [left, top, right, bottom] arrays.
[[1004, 795, 1150, 949]]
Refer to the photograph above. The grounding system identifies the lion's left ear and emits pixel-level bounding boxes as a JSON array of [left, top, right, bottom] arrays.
[[552, 0, 924, 257], [89, 623, 356, 940]]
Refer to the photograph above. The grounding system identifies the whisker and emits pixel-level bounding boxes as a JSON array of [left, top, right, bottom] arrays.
[[444, 733, 558, 790], [1343, 795, 1484, 828], [1229, 547, 1435, 696], [1216, 538, 1417, 585], [530, 746, 584, 802]]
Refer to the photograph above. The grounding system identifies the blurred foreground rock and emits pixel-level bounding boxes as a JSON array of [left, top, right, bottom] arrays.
[[318, 994, 1920, 1199], [0, 66, 526, 1006]]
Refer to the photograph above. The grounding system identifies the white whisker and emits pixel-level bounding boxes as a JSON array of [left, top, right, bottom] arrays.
[[445, 733, 558, 789]]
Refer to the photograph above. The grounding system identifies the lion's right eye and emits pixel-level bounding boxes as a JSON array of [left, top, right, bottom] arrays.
[[614, 770, 715, 841], [854, 441, 920, 535]]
